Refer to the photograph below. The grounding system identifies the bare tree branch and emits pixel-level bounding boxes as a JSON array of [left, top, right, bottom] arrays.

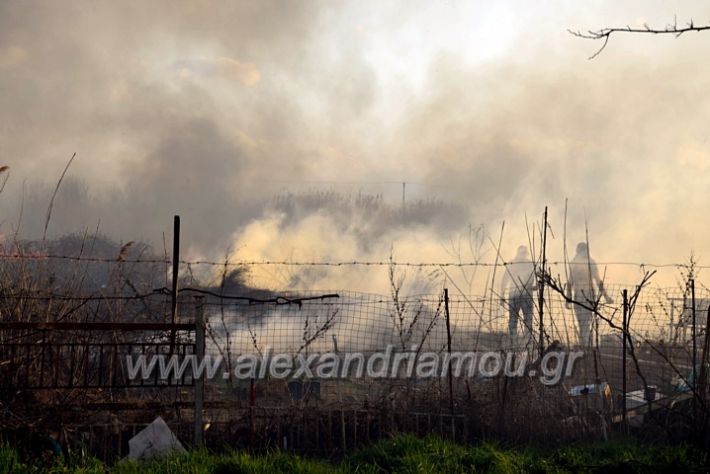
[[570, 17, 710, 59]]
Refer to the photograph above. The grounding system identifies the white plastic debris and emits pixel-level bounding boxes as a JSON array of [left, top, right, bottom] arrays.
[[127, 416, 186, 460]]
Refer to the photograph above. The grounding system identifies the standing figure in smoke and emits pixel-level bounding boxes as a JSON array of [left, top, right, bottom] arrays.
[[500, 245, 536, 347], [566, 242, 611, 347]]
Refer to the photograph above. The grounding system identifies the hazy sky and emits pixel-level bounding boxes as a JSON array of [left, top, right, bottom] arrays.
[[1, 1, 710, 289]]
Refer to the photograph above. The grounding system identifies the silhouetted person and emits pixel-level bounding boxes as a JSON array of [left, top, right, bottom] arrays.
[[500, 245, 536, 345], [567, 242, 611, 347]]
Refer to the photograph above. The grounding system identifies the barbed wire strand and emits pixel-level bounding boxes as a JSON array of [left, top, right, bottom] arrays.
[[0, 253, 704, 269]]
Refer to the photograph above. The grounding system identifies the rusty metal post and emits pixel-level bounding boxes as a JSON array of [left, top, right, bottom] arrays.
[[699, 305, 710, 436], [444, 288, 455, 440], [538, 206, 548, 357], [249, 377, 256, 450], [332, 335, 346, 452], [170, 216, 180, 354], [691, 278, 698, 433], [194, 297, 205, 447], [691, 279, 697, 390], [622, 289, 628, 430]]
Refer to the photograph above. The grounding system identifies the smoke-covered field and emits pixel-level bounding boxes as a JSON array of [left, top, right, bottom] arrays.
[[2, 1, 710, 283], [3, 0, 710, 467]]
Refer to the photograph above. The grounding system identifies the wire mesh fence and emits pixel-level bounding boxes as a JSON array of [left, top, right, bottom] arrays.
[[206, 284, 707, 353], [1, 252, 709, 456]]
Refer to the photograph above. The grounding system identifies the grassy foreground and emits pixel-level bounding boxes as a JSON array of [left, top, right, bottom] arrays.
[[1, 434, 707, 473]]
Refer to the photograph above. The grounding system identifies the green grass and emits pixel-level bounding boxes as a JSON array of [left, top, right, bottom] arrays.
[[1, 435, 707, 473]]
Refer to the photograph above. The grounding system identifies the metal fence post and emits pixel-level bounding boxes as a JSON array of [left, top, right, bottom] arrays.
[[444, 288, 455, 440], [622, 289, 628, 430], [194, 297, 205, 448], [700, 305, 710, 436], [691, 278, 697, 433], [691, 279, 697, 391], [538, 206, 548, 357], [170, 215, 181, 355]]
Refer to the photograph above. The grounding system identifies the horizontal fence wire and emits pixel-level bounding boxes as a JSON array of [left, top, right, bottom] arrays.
[[1, 252, 708, 269]]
